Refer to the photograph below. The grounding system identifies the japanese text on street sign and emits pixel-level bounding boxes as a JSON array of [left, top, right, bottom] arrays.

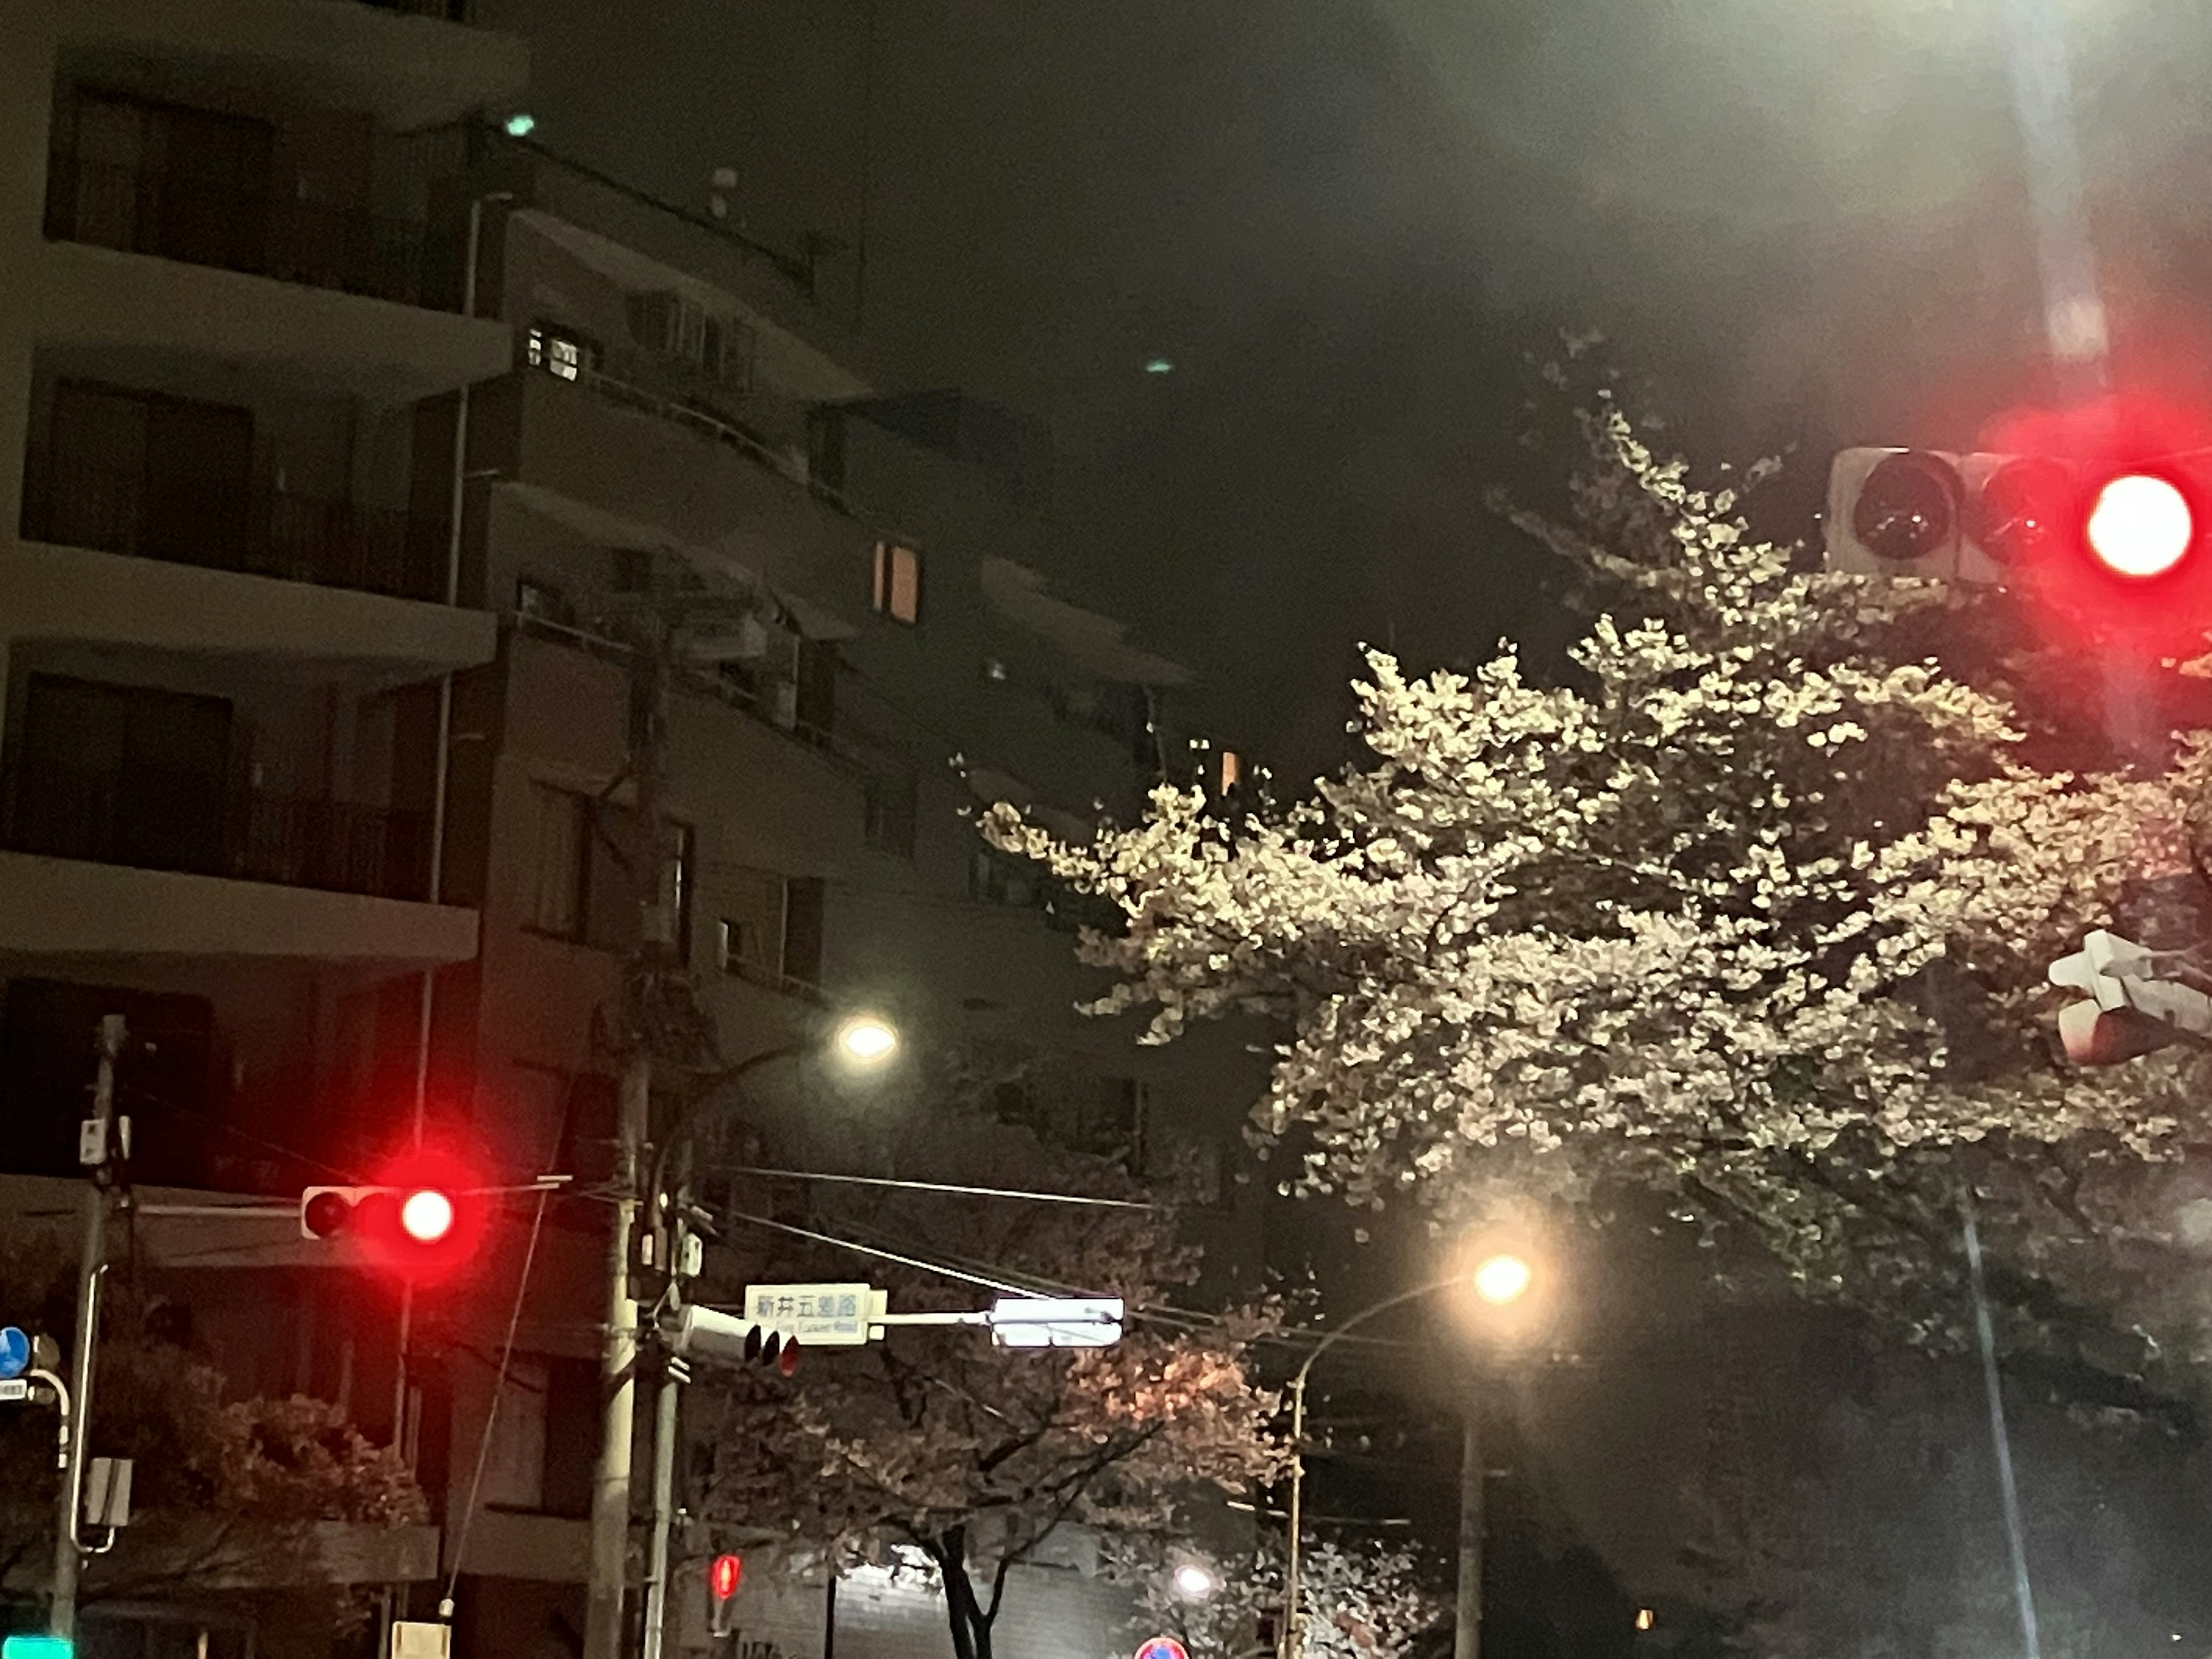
[[744, 1283, 877, 1348]]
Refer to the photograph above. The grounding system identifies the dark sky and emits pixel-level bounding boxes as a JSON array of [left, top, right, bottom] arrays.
[[479, 0, 2212, 774]]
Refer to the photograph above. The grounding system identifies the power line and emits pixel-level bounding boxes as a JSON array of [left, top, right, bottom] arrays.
[[725, 1166, 1157, 1210]]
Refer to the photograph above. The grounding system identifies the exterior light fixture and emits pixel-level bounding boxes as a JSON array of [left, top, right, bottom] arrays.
[[835, 1015, 898, 1064], [504, 112, 537, 138], [1472, 1252, 1533, 1306], [1172, 1563, 1218, 1600]]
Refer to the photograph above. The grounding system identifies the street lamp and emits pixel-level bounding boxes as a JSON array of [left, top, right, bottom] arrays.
[[1173, 1562, 1219, 1600], [835, 1013, 899, 1063], [1282, 1253, 1538, 1659], [630, 1014, 900, 1659]]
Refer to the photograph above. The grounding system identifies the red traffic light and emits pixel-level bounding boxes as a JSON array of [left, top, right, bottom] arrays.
[[709, 1554, 743, 1601], [2085, 472, 2194, 578], [298, 1148, 482, 1282]]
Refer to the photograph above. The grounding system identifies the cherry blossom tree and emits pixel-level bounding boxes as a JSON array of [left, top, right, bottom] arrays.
[[686, 1102, 1285, 1659], [984, 402, 2212, 1406], [1111, 1535, 1444, 1659]]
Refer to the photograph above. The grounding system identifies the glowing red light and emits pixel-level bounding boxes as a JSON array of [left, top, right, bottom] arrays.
[[709, 1554, 743, 1600], [2086, 472, 2194, 578], [400, 1188, 456, 1244]]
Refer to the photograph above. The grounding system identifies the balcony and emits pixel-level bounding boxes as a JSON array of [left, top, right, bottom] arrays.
[[46, 156, 431, 307], [3, 761, 430, 903], [24, 460, 446, 603]]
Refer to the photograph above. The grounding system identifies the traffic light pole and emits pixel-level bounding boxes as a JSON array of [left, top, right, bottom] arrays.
[[583, 1050, 650, 1659], [640, 1207, 689, 1659], [1455, 1389, 1483, 1659], [52, 1013, 124, 1642]]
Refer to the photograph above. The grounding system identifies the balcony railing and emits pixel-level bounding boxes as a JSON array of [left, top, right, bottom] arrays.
[[22, 461, 448, 602], [2, 763, 431, 903], [44, 156, 433, 307]]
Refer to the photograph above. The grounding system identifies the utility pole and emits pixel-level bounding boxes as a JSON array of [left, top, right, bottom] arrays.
[[639, 1194, 690, 1659], [584, 610, 679, 1659], [1453, 1389, 1483, 1659], [52, 1013, 124, 1641]]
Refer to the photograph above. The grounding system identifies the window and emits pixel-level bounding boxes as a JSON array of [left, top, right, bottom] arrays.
[[525, 783, 588, 938], [717, 869, 826, 993], [514, 576, 574, 627], [1077, 1077, 1147, 1168], [525, 323, 594, 381], [872, 541, 922, 624], [864, 770, 918, 859], [1217, 749, 1243, 794], [479, 1356, 549, 1511]]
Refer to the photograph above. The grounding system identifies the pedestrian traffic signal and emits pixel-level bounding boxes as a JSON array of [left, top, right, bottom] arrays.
[[299, 1149, 481, 1281], [666, 1305, 800, 1374], [708, 1553, 743, 1637]]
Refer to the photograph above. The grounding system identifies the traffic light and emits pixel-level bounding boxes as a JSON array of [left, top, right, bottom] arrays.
[[1824, 397, 2212, 647], [299, 1149, 480, 1281], [707, 1553, 743, 1638], [2047, 928, 2212, 1063], [666, 1305, 800, 1374]]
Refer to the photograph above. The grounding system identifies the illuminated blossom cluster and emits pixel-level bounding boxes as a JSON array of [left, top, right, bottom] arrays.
[[986, 408, 2212, 1279]]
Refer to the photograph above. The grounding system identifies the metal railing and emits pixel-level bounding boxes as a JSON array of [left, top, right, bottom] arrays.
[[1, 763, 431, 902], [23, 462, 446, 602], [44, 155, 434, 307]]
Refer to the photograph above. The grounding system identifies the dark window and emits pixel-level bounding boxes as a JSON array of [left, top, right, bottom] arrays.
[[54, 92, 273, 274], [609, 547, 656, 593], [1075, 1076, 1147, 1168], [863, 769, 918, 860], [5, 675, 232, 874], [782, 876, 826, 987], [37, 381, 253, 570], [515, 577, 575, 627], [540, 1358, 600, 1518], [795, 638, 837, 737]]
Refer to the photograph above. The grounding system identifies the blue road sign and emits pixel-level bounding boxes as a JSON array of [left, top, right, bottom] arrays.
[[0, 1328, 30, 1381], [1135, 1639, 1188, 1659]]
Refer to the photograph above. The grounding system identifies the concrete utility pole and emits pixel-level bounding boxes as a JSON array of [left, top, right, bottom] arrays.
[[1453, 1391, 1483, 1659], [583, 615, 679, 1659], [52, 1013, 124, 1641]]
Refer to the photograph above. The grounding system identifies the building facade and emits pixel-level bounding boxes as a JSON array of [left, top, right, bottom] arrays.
[[0, 5, 1258, 1657]]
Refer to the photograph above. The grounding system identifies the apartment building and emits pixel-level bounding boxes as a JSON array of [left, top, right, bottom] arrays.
[[0, 6, 1258, 1655]]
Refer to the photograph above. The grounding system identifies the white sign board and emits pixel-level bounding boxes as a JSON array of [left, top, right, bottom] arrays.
[[0, 1380, 26, 1403], [744, 1282, 880, 1348]]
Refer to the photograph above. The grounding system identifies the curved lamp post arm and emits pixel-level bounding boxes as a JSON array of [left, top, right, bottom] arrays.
[[1282, 1275, 1464, 1659]]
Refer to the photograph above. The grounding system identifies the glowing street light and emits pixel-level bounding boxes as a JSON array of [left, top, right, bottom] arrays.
[[835, 1014, 899, 1064], [1472, 1252, 1533, 1306], [1172, 1563, 1219, 1600]]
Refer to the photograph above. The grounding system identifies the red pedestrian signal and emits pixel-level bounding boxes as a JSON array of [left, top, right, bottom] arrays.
[[709, 1553, 743, 1637], [299, 1149, 482, 1282], [2084, 471, 2194, 578]]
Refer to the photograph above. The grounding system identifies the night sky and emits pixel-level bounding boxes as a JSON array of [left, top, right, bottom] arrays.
[[479, 0, 2212, 780], [480, 0, 2212, 1629]]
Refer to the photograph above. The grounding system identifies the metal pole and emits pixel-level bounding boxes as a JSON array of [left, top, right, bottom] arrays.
[[1282, 1374, 1306, 1659], [641, 1209, 687, 1659], [1453, 1389, 1483, 1659], [1964, 1200, 2043, 1659], [52, 1013, 123, 1640], [584, 1050, 650, 1659], [381, 183, 500, 1656]]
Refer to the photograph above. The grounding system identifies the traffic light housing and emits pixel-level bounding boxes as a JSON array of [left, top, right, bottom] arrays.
[[707, 1553, 743, 1638], [1825, 396, 2212, 648], [299, 1150, 480, 1281], [2048, 928, 2212, 1063], [666, 1305, 800, 1374]]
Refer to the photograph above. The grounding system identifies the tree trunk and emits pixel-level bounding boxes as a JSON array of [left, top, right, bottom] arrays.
[[929, 1527, 997, 1659]]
